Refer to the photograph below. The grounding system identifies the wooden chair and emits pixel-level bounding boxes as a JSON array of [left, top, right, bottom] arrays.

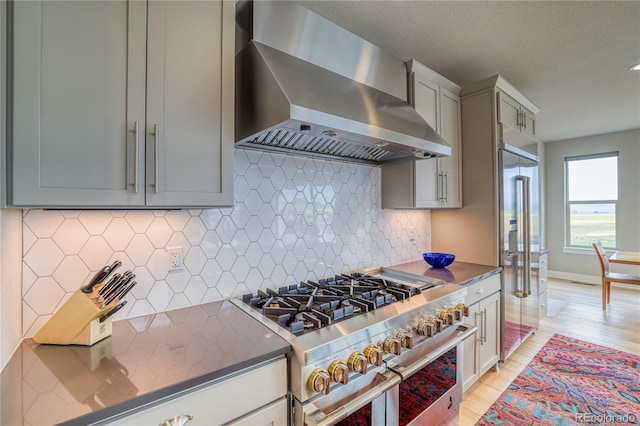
[[592, 241, 640, 310]]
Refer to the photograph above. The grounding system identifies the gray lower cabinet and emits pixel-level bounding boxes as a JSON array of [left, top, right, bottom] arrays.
[[100, 358, 287, 426], [10, 0, 234, 208], [533, 252, 549, 319], [462, 274, 501, 392]]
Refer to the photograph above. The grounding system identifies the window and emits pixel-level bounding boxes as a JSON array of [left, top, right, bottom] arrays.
[[565, 152, 618, 248]]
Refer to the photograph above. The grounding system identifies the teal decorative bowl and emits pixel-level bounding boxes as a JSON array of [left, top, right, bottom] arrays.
[[423, 252, 455, 268]]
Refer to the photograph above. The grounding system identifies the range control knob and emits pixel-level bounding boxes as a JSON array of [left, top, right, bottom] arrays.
[[456, 302, 469, 318], [328, 360, 349, 385], [307, 368, 331, 395], [363, 344, 383, 367], [437, 308, 454, 325], [421, 315, 443, 334], [415, 320, 434, 337], [395, 329, 414, 349], [381, 336, 402, 355], [347, 351, 368, 375]]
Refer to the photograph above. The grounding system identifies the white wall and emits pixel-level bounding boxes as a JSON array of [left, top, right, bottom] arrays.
[[545, 129, 640, 279]]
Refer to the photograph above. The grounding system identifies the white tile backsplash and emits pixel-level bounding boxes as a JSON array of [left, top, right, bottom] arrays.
[[21, 150, 431, 337]]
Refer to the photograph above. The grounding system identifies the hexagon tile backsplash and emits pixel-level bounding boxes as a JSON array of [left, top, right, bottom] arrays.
[[22, 150, 431, 337]]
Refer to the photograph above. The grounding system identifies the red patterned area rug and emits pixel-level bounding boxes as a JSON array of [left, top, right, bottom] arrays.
[[477, 334, 640, 425]]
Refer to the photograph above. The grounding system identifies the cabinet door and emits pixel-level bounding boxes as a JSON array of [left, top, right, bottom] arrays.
[[11, 0, 146, 207], [414, 159, 440, 208], [438, 87, 462, 208], [146, 0, 234, 207], [478, 291, 500, 374], [497, 91, 521, 134], [411, 75, 440, 208], [411, 76, 439, 132], [521, 106, 536, 139], [462, 302, 480, 392]]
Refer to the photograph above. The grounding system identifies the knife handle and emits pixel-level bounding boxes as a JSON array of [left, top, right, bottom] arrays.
[[81, 265, 111, 293], [102, 279, 136, 308], [81, 260, 122, 294], [100, 273, 131, 303], [93, 273, 122, 300], [100, 300, 128, 323]]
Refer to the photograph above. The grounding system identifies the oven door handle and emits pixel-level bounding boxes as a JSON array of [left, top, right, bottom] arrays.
[[387, 324, 477, 379], [304, 372, 401, 426]]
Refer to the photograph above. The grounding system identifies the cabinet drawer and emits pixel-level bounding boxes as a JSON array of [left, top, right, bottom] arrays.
[[224, 397, 288, 426], [538, 267, 548, 294], [535, 253, 548, 269], [103, 358, 287, 426], [539, 290, 547, 320], [465, 274, 501, 306]]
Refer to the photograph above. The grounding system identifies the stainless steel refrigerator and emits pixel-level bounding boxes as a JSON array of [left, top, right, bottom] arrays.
[[499, 143, 540, 361]]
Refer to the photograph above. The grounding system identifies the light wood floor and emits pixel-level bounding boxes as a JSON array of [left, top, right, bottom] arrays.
[[453, 278, 640, 426]]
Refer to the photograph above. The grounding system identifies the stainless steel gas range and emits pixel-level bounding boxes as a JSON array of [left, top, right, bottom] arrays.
[[231, 267, 476, 426]]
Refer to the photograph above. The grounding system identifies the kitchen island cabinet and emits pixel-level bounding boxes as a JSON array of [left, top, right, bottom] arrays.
[[9, 0, 234, 208], [0, 300, 290, 426], [382, 60, 462, 209]]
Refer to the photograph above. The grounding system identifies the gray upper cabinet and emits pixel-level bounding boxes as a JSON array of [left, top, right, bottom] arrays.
[[9, 0, 234, 208], [497, 90, 536, 140], [381, 60, 462, 209]]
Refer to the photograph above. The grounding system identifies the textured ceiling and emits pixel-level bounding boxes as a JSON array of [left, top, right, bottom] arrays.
[[294, 0, 640, 142]]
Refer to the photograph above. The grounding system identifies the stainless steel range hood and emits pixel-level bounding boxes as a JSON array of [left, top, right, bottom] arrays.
[[235, 1, 451, 165]]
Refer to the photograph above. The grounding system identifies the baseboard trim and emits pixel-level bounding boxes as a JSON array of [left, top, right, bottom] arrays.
[[549, 270, 640, 291]]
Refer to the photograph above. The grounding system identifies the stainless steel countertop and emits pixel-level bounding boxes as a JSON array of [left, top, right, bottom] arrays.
[[385, 259, 502, 287], [0, 300, 290, 426]]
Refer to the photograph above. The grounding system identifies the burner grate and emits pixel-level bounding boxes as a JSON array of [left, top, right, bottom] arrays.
[[241, 272, 423, 334]]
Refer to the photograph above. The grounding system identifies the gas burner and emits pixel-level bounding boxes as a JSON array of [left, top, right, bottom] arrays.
[[241, 272, 423, 334]]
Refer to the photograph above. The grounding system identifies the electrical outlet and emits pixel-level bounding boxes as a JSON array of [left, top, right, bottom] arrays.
[[167, 247, 183, 271], [408, 227, 416, 242]]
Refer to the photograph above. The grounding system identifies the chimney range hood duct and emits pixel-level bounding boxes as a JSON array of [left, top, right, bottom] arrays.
[[235, 1, 451, 165]]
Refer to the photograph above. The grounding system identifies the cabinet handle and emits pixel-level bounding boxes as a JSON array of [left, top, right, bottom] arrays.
[[159, 414, 193, 426], [476, 288, 484, 294], [482, 309, 487, 344], [474, 311, 481, 342], [443, 172, 448, 203], [522, 112, 527, 129], [151, 124, 159, 193], [132, 121, 139, 193]]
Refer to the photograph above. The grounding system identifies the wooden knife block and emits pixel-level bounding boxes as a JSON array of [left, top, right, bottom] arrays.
[[34, 288, 113, 346]]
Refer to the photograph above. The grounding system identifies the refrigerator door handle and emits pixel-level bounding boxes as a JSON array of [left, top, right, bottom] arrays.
[[507, 251, 523, 298], [516, 175, 532, 297]]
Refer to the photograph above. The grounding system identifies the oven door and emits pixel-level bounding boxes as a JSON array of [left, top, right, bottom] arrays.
[[385, 324, 477, 426], [300, 370, 401, 426]]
